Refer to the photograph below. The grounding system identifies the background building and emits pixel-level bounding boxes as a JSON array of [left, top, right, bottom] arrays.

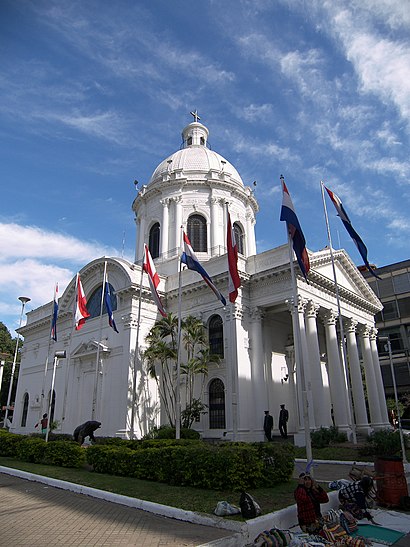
[[361, 260, 410, 398]]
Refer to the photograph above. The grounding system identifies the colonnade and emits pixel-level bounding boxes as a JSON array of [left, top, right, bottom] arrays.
[[249, 298, 389, 438], [135, 193, 257, 261]]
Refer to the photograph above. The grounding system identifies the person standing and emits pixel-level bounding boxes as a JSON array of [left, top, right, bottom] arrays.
[[294, 473, 329, 533], [263, 410, 273, 442], [279, 404, 289, 438]]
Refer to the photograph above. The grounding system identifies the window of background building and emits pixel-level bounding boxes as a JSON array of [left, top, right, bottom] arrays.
[[187, 214, 207, 252], [376, 277, 395, 298], [149, 222, 160, 259], [209, 315, 224, 357], [382, 300, 399, 321], [398, 297, 410, 317], [209, 378, 226, 429], [393, 273, 410, 295]]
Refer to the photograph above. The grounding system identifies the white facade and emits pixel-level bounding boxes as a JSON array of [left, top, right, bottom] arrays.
[[12, 118, 389, 442]]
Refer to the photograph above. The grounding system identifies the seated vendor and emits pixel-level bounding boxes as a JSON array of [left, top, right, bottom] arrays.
[[338, 476, 376, 522], [294, 473, 329, 533]]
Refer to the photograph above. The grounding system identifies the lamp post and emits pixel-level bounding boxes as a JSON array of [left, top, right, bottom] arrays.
[[379, 336, 408, 464], [45, 350, 66, 442], [4, 296, 31, 428]]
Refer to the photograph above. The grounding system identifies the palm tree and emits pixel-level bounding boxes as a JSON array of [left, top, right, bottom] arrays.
[[144, 313, 220, 430]]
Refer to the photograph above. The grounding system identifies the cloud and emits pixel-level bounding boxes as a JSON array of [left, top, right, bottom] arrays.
[[0, 223, 114, 262]]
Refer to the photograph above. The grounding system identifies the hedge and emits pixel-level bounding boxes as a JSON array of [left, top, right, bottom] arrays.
[[86, 441, 295, 490]]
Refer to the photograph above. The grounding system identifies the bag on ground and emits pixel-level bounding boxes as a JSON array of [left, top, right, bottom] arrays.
[[239, 491, 261, 518]]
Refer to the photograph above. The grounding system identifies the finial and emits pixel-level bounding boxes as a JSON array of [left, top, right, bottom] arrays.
[[190, 109, 201, 123]]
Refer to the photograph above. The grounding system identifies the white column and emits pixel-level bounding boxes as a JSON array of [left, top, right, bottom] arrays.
[[210, 197, 218, 256], [174, 196, 182, 251], [370, 328, 390, 426], [358, 325, 383, 428], [246, 211, 256, 256], [250, 307, 266, 437], [305, 300, 328, 427], [285, 343, 299, 434], [322, 310, 350, 429], [136, 206, 146, 262], [344, 319, 371, 435], [160, 198, 169, 257]]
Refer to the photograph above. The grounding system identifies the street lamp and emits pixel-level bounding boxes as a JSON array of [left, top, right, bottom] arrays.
[[4, 296, 31, 428], [379, 336, 408, 464], [45, 350, 66, 442]]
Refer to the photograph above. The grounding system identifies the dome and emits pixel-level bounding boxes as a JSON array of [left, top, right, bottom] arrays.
[[148, 121, 244, 188]]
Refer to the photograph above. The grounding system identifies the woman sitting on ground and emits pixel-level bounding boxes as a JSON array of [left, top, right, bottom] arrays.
[[294, 473, 329, 533]]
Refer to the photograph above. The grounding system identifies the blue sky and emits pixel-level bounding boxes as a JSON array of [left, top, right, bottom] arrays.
[[1, 0, 409, 333]]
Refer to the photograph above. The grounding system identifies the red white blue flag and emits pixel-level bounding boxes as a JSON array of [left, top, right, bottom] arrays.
[[324, 185, 380, 279], [227, 208, 241, 303], [75, 273, 90, 330], [280, 178, 310, 280], [104, 275, 119, 332], [143, 244, 167, 317], [51, 283, 58, 341], [181, 232, 226, 306]]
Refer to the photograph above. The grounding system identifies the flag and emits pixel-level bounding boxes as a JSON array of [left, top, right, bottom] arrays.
[[324, 185, 380, 279], [104, 275, 119, 332], [143, 244, 167, 317], [280, 178, 310, 280], [75, 273, 90, 330], [181, 232, 227, 306], [227, 208, 241, 303], [51, 283, 58, 342]]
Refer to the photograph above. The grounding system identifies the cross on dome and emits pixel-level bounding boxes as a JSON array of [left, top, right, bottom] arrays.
[[190, 109, 201, 123]]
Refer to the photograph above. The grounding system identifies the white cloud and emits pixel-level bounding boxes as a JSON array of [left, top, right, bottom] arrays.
[[0, 223, 114, 262]]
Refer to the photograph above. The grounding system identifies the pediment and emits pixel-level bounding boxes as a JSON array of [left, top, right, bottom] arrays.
[[310, 248, 382, 311], [71, 340, 110, 359]]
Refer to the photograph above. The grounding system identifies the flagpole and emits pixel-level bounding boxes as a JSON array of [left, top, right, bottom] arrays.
[[38, 285, 57, 428], [321, 181, 357, 444], [131, 255, 144, 439], [61, 276, 79, 426], [286, 229, 314, 470], [91, 261, 107, 420], [176, 226, 184, 440]]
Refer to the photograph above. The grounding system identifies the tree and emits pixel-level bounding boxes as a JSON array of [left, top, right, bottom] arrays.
[[0, 322, 20, 410], [143, 314, 220, 430]]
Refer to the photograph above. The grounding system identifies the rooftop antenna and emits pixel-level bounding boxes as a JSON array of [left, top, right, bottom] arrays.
[[121, 231, 125, 258]]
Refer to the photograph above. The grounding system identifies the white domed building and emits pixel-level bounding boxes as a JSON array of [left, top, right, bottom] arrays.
[[12, 115, 389, 442]]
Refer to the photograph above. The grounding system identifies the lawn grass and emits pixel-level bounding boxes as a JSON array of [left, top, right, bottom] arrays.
[[0, 456, 298, 517]]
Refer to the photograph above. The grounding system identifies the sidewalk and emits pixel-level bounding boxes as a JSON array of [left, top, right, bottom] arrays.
[[0, 471, 239, 546]]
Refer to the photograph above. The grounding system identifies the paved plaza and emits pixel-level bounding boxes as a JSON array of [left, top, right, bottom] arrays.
[[0, 472, 235, 546]]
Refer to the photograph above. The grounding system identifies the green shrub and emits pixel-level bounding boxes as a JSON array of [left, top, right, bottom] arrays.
[[0, 430, 24, 456], [311, 426, 347, 448], [142, 425, 200, 440], [86, 441, 294, 491], [43, 440, 85, 468], [360, 429, 408, 458], [16, 437, 46, 463]]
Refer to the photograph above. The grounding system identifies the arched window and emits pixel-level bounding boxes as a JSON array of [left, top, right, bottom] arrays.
[[209, 378, 226, 429], [233, 222, 245, 255], [149, 222, 160, 259], [187, 214, 207, 252], [21, 393, 29, 427], [86, 283, 118, 319], [209, 315, 224, 358]]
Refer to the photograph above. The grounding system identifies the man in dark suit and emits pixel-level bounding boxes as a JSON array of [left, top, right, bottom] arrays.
[[279, 404, 289, 438], [263, 410, 273, 441]]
